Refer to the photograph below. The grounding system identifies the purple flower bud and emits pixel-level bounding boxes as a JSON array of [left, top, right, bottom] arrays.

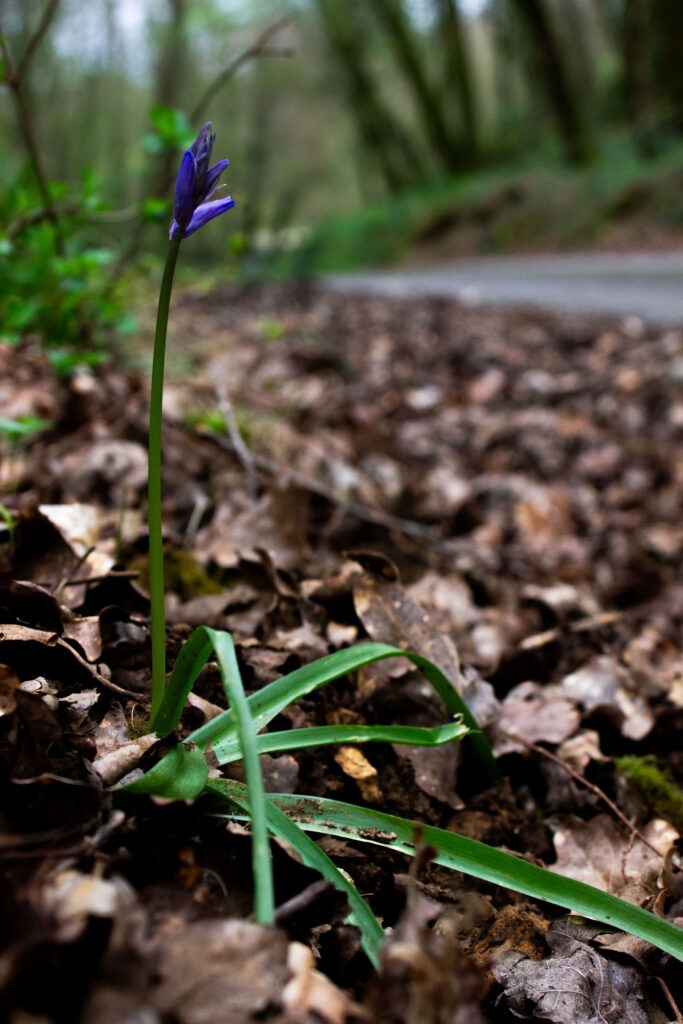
[[170, 122, 234, 239]]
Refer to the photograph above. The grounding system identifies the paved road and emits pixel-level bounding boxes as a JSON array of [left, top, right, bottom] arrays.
[[325, 250, 683, 325]]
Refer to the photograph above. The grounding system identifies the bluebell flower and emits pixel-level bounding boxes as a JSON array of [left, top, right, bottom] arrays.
[[169, 122, 235, 239]]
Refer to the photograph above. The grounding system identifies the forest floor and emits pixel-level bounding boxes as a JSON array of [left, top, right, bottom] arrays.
[[1, 280, 683, 1022]]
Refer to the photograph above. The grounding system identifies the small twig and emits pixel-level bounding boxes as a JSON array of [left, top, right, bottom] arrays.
[[53, 545, 96, 602], [185, 491, 211, 543], [7, 202, 141, 239], [503, 729, 678, 866], [11, 771, 96, 788], [60, 570, 140, 588], [274, 879, 332, 923], [7, 202, 79, 239], [15, 0, 60, 78], [215, 382, 258, 502], [519, 612, 622, 651], [61, 640, 139, 697], [651, 976, 683, 1023]]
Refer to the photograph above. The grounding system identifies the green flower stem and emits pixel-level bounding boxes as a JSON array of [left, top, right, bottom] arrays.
[[148, 232, 183, 726]]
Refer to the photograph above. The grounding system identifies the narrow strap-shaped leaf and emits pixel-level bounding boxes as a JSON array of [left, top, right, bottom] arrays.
[[205, 628, 274, 925], [189, 642, 497, 779], [144, 626, 274, 925], [207, 778, 384, 967], [190, 643, 401, 748], [263, 793, 683, 963], [215, 719, 471, 763]]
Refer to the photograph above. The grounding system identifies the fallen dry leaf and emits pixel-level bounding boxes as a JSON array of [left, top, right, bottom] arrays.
[[3, 281, 683, 1021], [492, 681, 581, 755], [561, 656, 654, 740], [548, 813, 678, 904], [493, 917, 669, 1023]]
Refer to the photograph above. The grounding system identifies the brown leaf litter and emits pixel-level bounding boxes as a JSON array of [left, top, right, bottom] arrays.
[[1, 281, 683, 1020]]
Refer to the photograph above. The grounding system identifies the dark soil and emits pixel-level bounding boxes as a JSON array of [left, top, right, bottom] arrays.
[[1, 281, 683, 1022]]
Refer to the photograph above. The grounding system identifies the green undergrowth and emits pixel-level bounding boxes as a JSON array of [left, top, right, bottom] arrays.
[[263, 137, 683, 276], [184, 405, 257, 446]]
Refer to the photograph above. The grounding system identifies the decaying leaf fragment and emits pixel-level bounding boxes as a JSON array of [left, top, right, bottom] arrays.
[[352, 552, 462, 692], [282, 941, 366, 1023], [494, 918, 669, 1023]]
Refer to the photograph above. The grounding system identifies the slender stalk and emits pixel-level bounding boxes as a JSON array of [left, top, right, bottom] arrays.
[[148, 232, 183, 725]]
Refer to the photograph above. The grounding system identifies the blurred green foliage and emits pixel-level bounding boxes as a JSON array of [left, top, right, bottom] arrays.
[[0, 172, 132, 373], [0, 414, 52, 449], [276, 134, 683, 274], [143, 106, 196, 156]]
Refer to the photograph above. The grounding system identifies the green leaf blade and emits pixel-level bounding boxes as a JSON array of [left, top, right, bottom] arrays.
[[203, 629, 274, 925], [267, 793, 683, 963], [249, 719, 471, 758], [188, 642, 496, 779], [150, 625, 215, 736]]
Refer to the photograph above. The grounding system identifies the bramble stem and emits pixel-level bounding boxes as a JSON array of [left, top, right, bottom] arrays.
[[148, 232, 183, 725]]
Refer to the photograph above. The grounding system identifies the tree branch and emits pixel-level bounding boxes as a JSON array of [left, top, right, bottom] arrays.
[[16, 0, 60, 79], [0, 0, 63, 252]]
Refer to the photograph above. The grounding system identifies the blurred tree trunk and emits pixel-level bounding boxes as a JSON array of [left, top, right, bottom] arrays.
[[242, 66, 272, 237], [650, 0, 683, 132], [371, 0, 461, 172], [315, 0, 423, 193], [508, 0, 594, 164], [609, 0, 683, 153], [617, 0, 653, 152], [487, 0, 528, 150], [121, 0, 192, 264], [154, 0, 190, 110], [561, 0, 596, 109], [103, 0, 129, 196], [433, 0, 478, 163]]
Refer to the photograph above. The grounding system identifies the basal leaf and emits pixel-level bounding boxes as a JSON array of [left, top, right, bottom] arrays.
[[124, 741, 207, 800]]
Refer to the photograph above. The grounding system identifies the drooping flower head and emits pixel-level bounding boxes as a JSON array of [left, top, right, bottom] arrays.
[[170, 122, 235, 239]]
